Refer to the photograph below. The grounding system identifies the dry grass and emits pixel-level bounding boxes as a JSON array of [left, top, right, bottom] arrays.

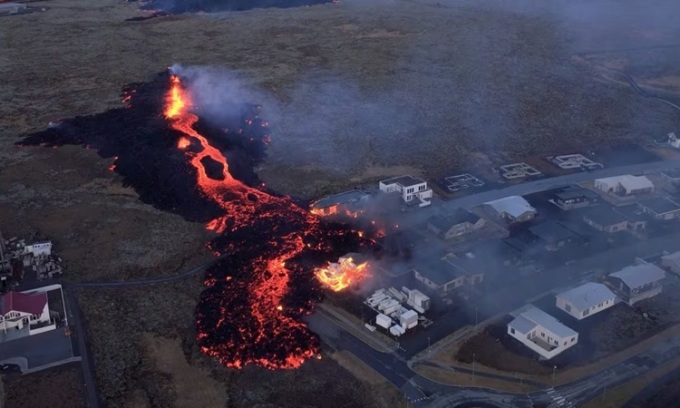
[[2, 363, 85, 408], [581, 354, 680, 408], [413, 365, 538, 393], [142, 334, 229, 408]]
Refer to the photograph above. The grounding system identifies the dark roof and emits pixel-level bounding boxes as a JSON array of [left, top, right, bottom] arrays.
[[529, 221, 576, 243], [638, 197, 680, 215], [553, 185, 599, 201], [583, 206, 628, 226], [381, 175, 425, 188], [614, 204, 648, 222], [0, 291, 47, 316], [412, 259, 464, 286], [428, 209, 480, 231], [311, 190, 368, 209]]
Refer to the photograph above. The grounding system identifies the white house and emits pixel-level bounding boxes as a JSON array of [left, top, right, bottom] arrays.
[[379, 176, 433, 207], [607, 263, 665, 306], [24, 241, 52, 257], [556, 282, 617, 320], [483, 196, 536, 223], [668, 132, 680, 149], [507, 306, 578, 360], [594, 175, 654, 196], [0, 291, 52, 334]]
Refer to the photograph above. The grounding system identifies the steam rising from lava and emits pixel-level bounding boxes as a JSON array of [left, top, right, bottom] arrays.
[[19, 69, 375, 370]]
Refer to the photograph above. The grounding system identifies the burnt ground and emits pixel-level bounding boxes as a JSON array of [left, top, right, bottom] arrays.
[[2, 363, 86, 408], [1, 0, 680, 406]]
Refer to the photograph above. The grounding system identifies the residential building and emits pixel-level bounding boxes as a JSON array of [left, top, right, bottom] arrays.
[[660, 169, 680, 187], [668, 132, 680, 149], [637, 197, 680, 221], [482, 196, 536, 224], [442, 253, 485, 286], [556, 282, 617, 320], [549, 185, 601, 210], [310, 190, 369, 216], [613, 205, 648, 232], [507, 307, 579, 360], [379, 176, 433, 207], [528, 221, 577, 251], [607, 263, 665, 306], [412, 259, 466, 292], [582, 206, 629, 233], [427, 209, 487, 240], [661, 251, 680, 275], [24, 241, 52, 257], [594, 175, 654, 196], [0, 291, 52, 334]]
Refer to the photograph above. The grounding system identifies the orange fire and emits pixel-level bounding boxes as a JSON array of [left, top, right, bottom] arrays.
[[315, 256, 368, 292], [164, 74, 325, 370], [310, 204, 362, 219]]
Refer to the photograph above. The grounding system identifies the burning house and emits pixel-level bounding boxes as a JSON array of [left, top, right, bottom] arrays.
[[310, 190, 370, 217], [315, 253, 369, 292]]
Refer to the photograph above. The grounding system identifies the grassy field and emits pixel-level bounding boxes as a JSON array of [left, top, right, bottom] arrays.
[[2, 363, 86, 408], [2, 0, 680, 407]]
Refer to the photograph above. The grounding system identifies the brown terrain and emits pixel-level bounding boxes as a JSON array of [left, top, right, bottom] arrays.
[[1, 0, 680, 406]]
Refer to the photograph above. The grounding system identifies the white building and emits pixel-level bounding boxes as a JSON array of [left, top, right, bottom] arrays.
[[607, 263, 665, 306], [556, 282, 617, 320], [0, 291, 52, 334], [483, 196, 536, 223], [594, 175, 654, 196], [668, 132, 680, 149], [661, 251, 680, 275], [24, 241, 52, 257], [507, 307, 578, 360], [379, 176, 433, 207]]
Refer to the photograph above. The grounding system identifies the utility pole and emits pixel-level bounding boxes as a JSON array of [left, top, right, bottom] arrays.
[[602, 384, 607, 400], [472, 353, 476, 383], [427, 337, 431, 357], [552, 365, 557, 384], [475, 306, 478, 328]]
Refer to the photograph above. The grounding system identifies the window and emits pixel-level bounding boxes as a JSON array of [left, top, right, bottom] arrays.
[[554, 340, 558, 346], [583, 309, 590, 317], [407, 187, 414, 194], [571, 338, 575, 343], [419, 185, 426, 191], [564, 341, 568, 346], [598, 303, 603, 308], [541, 332, 545, 338], [565, 304, 571, 313], [510, 328, 515, 334]]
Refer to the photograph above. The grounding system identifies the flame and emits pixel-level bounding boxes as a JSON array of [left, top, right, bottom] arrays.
[[165, 74, 329, 370], [315, 257, 368, 292]]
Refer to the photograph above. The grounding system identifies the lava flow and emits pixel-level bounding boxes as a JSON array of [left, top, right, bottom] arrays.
[[315, 256, 369, 292], [19, 69, 375, 370]]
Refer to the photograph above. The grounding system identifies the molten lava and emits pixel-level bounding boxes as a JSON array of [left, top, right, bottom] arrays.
[[315, 256, 369, 292]]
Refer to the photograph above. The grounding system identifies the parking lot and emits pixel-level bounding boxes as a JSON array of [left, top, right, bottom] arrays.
[[0, 327, 76, 373]]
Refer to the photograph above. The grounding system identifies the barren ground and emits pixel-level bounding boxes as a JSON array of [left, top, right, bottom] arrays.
[[2, 363, 86, 408], [2, 0, 680, 407]]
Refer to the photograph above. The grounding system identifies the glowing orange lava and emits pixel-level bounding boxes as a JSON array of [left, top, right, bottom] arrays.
[[315, 256, 368, 292], [165, 74, 326, 370]]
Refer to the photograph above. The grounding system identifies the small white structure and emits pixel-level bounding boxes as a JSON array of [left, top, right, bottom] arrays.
[[661, 251, 680, 275], [375, 313, 392, 329], [483, 196, 536, 223], [24, 241, 52, 257], [399, 310, 418, 329], [507, 307, 578, 360], [0, 291, 53, 334], [668, 132, 680, 149], [594, 175, 654, 196], [0, 2, 26, 15], [379, 176, 433, 207], [556, 282, 617, 320], [403, 287, 430, 313], [607, 263, 665, 306]]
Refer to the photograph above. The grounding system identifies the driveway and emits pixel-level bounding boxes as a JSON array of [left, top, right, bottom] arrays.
[[0, 327, 76, 372]]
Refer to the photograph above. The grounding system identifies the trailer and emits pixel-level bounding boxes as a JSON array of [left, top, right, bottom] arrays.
[[388, 287, 407, 302], [399, 309, 418, 330], [376, 313, 392, 329], [389, 324, 406, 337], [403, 286, 430, 313], [381, 299, 401, 315]]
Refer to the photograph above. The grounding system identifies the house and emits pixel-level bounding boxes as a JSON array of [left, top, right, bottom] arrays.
[[528, 221, 577, 251], [507, 307, 578, 360], [582, 206, 629, 233], [556, 282, 617, 320], [637, 197, 680, 221], [24, 241, 52, 257], [668, 132, 680, 149], [483, 196, 536, 224], [427, 209, 487, 240], [549, 185, 601, 210], [661, 251, 680, 275], [0, 291, 53, 334], [310, 190, 369, 216], [442, 253, 485, 286], [594, 175, 654, 196], [412, 259, 466, 292], [0, 2, 26, 15], [379, 176, 433, 207], [607, 263, 665, 306], [613, 205, 648, 232]]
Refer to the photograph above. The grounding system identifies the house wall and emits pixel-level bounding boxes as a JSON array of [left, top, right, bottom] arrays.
[[443, 277, 465, 292], [403, 183, 430, 202], [379, 182, 400, 194], [507, 324, 578, 360], [595, 180, 621, 194], [644, 209, 680, 221], [413, 270, 439, 290], [662, 258, 680, 274], [556, 296, 615, 320], [624, 186, 654, 196]]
